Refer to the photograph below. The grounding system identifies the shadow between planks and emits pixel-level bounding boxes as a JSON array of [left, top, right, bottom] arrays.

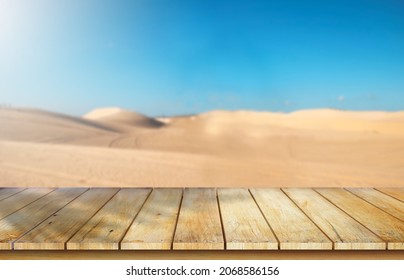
[[0, 187, 403, 251]]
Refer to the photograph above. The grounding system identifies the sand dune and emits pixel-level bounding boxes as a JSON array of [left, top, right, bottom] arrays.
[[84, 107, 165, 129], [0, 108, 120, 145], [1, 107, 404, 187], [197, 109, 404, 136]]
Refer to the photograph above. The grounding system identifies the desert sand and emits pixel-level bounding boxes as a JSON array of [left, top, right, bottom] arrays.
[[0, 107, 403, 188]]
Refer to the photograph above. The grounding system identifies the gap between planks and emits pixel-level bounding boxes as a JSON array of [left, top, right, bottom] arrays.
[[0, 187, 403, 251]]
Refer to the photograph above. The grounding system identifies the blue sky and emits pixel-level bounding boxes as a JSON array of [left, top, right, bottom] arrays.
[[0, 0, 403, 116]]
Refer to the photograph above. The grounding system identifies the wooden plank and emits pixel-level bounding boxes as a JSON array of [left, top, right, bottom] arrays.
[[173, 188, 224, 250], [250, 188, 332, 250], [377, 188, 404, 202], [347, 188, 404, 221], [0, 188, 87, 250], [283, 188, 385, 250], [218, 188, 278, 250], [0, 188, 25, 202], [0, 188, 54, 220], [122, 188, 182, 250], [316, 188, 404, 250], [14, 188, 118, 250], [68, 188, 151, 250]]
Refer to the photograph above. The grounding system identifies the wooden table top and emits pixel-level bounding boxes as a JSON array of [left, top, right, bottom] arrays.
[[0, 187, 403, 251]]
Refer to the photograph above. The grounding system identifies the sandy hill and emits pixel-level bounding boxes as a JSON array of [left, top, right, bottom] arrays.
[[0, 107, 120, 145], [196, 109, 404, 135], [1, 106, 404, 188], [0, 107, 164, 147], [84, 107, 164, 128]]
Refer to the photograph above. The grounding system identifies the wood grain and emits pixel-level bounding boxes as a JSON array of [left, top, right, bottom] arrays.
[[0, 188, 86, 250], [251, 188, 332, 250], [122, 188, 183, 250], [173, 188, 224, 250], [316, 188, 404, 250], [347, 188, 404, 221], [218, 188, 278, 250], [284, 188, 385, 250], [0, 188, 25, 202], [377, 188, 404, 202], [13, 188, 118, 250], [68, 188, 151, 250], [0, 188, 54, 220], [0, 187, 402, 252]]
